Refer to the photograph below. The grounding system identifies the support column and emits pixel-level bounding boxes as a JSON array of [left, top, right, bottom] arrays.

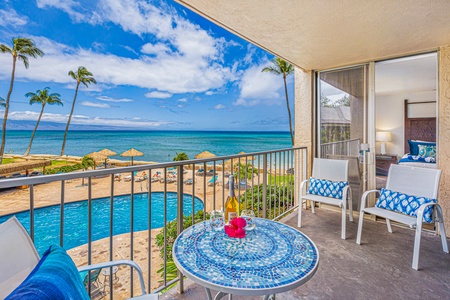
[[438, 45, 450, 237], [294, 68, 313, 179]]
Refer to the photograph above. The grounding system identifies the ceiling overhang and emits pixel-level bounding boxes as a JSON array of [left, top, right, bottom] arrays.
[[176, 0, 450, 71]]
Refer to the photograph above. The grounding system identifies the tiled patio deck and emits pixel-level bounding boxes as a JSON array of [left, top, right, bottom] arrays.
[[160, 208, 450, 300]]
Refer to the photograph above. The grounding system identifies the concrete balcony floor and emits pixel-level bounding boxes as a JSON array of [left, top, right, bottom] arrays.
[[160, 208, 450, 300]]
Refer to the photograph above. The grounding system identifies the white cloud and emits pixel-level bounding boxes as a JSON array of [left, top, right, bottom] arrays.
[[145, 91, 172, 99], [177, 104, 183, 108], [214, 104, 225, 110], [0, 8, 28, 27], [6, 110, 171, 127], [177, 98, 187, 102], [141, 43, 170, 55], [26, 0, 238, 94], [97, 95, 134, 102], [205, 91, 215, 96], [81, 101, 113, 108], [233, 62, 283, 107]]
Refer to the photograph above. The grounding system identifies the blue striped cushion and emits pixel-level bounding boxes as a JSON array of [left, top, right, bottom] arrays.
[[375, 188, 436, 223], [308, 177, 348, 199], [5, 245, 89, 299]]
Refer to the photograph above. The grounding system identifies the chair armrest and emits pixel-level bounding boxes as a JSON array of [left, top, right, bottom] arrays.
[[300, 179, 308, 193], [360, 189, 380, 211], [78, 259, 146, 295], [416, 202, 440, 225]]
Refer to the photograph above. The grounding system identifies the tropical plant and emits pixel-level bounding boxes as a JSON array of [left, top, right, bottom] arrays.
[[80, 155, 94, 186], [240, 183, 294, 219], [24, 88, 63, 156], [155, 210, 209, 281], [173, 152, 189, 161], [0, 37, 44, 163], [233, 162, 259, 181], [61, 66, 96, 156], [262, 58, 295, 145]]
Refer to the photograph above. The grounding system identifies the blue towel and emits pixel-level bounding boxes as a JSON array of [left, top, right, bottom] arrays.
[[6, 245, 89, 300]]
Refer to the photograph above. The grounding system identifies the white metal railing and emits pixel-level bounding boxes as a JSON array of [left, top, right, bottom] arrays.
[[0, 147, 307, 298], [320, 138, 360, 158]]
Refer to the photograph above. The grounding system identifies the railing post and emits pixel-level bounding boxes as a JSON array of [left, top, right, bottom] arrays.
[[262, 154, 268, 219], [176, 165, 184, 294]]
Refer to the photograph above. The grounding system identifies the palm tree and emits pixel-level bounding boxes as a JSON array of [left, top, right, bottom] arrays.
[[262, 58, 295, 145], [0, 38, 44, 163], [173, 152, 189, 161], [80, 155, 95, 186], [61, 66, 96, 156], [24, 87, 63, 156]]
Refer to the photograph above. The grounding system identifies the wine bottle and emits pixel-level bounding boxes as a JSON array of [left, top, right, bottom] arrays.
[[225, 175, 239, 223]]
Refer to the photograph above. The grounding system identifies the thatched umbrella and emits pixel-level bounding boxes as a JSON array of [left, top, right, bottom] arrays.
[[120, 148, 144, 165], [87, 152, 108, 169], [98, 148, 117, 168], [98, 148, 117, 157], [238, 151, 254, 161], [194, 150, 216, 159]]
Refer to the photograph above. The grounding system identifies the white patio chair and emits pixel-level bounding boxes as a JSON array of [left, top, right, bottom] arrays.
[[298, 158, 353, 239], [356, 164, 448, 270], [0, 216, 158, 299]]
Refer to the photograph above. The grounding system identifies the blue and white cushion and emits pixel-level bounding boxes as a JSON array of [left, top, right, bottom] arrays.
[[375, 188, 436, 223], [308, 177, 348, 199]]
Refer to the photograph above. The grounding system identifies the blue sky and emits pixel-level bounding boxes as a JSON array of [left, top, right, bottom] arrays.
[[0, 0, 294, 131]]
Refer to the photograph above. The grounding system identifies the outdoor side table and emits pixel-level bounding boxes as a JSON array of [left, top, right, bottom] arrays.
[[173, 218, 319, 300], [102, 266, 119, 285]]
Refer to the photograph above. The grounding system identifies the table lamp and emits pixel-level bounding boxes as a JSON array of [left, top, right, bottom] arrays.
[[376, 131, 391, 155]]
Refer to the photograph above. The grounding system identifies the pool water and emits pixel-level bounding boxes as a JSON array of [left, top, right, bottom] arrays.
[[0, 192, 203, 255]]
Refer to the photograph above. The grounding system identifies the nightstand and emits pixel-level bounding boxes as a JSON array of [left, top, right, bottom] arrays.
[[376, 154, 398, 176]]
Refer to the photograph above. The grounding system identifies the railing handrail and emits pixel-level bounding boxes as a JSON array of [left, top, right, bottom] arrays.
[[0, 147, 306, 188], [320, 138, 360, 146]]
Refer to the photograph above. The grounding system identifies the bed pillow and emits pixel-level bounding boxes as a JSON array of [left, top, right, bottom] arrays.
[[418, 144, 436, 158], [5, 245, 89, 300], [375, 188, 436, 223], [308, 177, 348, 199], [408, 140, 436, 156]]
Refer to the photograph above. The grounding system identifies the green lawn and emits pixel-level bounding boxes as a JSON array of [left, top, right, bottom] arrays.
[[1, 158, 15, 164], [268, 174, 294, 184]]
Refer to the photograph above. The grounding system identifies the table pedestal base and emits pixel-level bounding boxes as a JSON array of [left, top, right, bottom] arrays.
[[205, 288, 275, 300]]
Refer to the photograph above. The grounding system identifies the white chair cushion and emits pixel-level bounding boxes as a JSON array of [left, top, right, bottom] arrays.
[[0, 216, 40, 298]]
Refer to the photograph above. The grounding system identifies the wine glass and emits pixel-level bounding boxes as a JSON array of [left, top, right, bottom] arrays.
[[210, 210, 225, 231], [241, 210, 256, 231]]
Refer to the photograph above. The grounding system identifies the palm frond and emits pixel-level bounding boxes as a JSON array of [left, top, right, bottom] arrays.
[[0, 44, 12, 54]]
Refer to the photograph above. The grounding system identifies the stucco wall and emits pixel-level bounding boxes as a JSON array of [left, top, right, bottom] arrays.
[[438, 46, 450, 237], [294, 68, 313, 179]]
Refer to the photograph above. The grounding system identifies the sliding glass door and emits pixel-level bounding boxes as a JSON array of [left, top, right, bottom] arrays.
[[317, 65, 369, 211]]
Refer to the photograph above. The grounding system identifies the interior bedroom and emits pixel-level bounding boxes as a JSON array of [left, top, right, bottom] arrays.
[[375, 53, 437, 189]]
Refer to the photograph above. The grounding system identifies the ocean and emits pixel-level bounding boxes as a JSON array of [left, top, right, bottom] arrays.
[[5, 130, 291, 162]]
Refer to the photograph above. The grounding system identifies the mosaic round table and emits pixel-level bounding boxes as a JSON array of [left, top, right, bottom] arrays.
[[173, 218, 319, 300]]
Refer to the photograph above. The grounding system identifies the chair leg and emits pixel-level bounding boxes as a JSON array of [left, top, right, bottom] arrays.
[[386, 219, 393, 233], [311, 201, 315, 214], [341, 201, 346, 240], [435, 205, 449, 253], [297, 201, 302, 228], [356, 211, 364, 245], [412, 221, 423, 270], [348, 196, 354, 222]]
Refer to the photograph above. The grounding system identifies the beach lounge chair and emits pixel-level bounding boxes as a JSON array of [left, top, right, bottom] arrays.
[[356, 164, 448, 270], [184, 178, 193, 185], [206, 169, 216, 177], [0, 216, 158, 299], [123, 175, 132, 182], [196, 168, 204, 176], [80, 268, 103, 297], [208, 175, 219, 186]]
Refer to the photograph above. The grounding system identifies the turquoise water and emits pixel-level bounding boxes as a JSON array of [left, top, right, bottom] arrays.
[[0, 192, 203, 255], [5, 130, 291, 162]]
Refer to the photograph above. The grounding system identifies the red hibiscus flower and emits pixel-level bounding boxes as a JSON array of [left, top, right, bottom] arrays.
[[224, 217, 247, 238]]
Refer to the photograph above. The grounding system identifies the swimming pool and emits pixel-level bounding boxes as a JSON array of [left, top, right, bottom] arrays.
[[0, 192, 203, 255]]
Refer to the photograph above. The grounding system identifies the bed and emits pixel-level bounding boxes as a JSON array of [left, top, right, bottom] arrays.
[[398, 99, 436, 169]]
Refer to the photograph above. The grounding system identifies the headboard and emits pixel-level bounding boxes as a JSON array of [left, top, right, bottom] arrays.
[[404, 99, 436, 153]]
